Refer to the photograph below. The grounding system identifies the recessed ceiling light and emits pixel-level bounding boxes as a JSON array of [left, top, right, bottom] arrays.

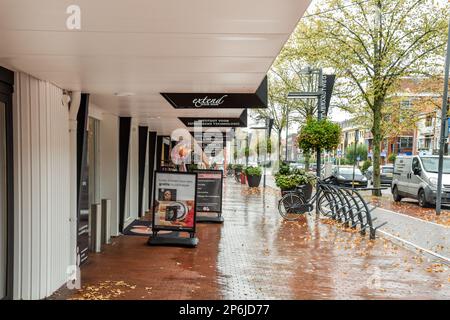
[[114, 92, 135, 97]]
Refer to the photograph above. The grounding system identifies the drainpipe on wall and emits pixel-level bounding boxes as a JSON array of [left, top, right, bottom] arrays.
[[68, 91, 81, 267]]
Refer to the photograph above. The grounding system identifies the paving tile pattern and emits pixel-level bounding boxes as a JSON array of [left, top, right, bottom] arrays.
[[51, 179, 449, 300]]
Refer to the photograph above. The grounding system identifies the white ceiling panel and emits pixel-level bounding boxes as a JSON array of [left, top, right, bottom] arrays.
[[0, 0, 309, 34], [0, 0, 311, 134]]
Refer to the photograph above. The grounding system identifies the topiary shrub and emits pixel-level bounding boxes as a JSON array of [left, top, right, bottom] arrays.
[[297, 119, 341, 154]]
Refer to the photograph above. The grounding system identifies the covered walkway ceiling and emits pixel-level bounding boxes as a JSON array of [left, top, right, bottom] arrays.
[[0, 0, 310, 134]]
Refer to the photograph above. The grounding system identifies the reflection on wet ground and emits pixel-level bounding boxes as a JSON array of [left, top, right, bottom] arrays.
[[51, 179, 449, 300]]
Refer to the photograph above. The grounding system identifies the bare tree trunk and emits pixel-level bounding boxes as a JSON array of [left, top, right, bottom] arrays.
[[304, 151, 311, 171], [277, 129, 282, 163], [372, 100, 383, 197]]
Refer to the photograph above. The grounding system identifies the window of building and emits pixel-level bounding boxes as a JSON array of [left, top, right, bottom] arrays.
[[425, 137, 432, 149], [401, 99, 412, 109], [400, 137, 413, 149], [425, 115, 433, 127]]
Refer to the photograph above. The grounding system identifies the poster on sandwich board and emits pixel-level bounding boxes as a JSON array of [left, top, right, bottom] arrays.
[[194, 170, 223, 217], [152, 171, 197, 233]]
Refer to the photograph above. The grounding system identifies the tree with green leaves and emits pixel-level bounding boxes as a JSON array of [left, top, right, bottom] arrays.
[[282, 0, 447, 195], [345, 143, 368, 163]]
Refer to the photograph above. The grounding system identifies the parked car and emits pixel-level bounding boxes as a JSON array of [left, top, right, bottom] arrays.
[[392, 155, 450, 207], [365, 166, 373, 181], [289, 162, 305, 170], [380, 165, 394, 185], [331, 166, 368, 187], [308, 163, 325, 173], [365, 165, 394, 185]]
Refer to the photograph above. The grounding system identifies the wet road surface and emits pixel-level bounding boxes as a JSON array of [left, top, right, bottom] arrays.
[[51, 179, 449, 300]]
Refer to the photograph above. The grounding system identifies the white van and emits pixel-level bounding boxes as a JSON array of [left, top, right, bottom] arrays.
[[392, 155, 450, 207]]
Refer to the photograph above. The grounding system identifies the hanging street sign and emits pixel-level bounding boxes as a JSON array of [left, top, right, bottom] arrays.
[[161, 76, 267, 109]]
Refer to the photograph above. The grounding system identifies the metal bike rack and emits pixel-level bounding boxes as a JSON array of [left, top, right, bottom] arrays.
[[315, 182, 387, 240]]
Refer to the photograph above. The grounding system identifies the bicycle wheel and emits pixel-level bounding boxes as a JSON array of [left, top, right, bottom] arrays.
[[317, 192, 333, 217], [278, 193, 306, 221]]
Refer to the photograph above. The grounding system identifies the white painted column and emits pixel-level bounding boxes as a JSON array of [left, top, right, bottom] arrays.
[[68, 92, 80, 268], [99, 113, 120, 236], [13, 72, 71, 299]]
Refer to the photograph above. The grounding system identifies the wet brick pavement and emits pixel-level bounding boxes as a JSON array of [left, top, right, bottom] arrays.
[[51, 179, 450, 300]]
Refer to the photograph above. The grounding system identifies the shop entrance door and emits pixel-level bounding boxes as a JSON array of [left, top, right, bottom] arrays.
[[0, 100, 7, 299], [0, 67, 13, 300], [0, 90, 12, 300]]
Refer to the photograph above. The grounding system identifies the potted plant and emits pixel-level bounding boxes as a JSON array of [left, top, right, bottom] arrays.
[[245, 166, 262, 188], [291, 168, 315, 200], [234, 164, 243, 175], [274, 164, 315, 199], [240, 166, 247, 184], [186, 163, 199, 172], [388, 153, 397, 163], [244, 146, 250, 164]]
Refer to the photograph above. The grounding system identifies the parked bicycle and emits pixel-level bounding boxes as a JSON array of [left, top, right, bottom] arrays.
[[278, 176, 334, 221], [277, 176, 387, 239]]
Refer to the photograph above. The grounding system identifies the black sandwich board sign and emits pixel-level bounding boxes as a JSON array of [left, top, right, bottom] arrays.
[[193, 170, 224, 223]]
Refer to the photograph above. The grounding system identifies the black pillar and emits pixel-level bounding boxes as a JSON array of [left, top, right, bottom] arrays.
[[76, 93, 89, 264], [0, 66, 14, 299], [164, 137, 170, 165], [148, 132, 157, 209], [156, 135, 163, 170], [138, 126, 148, 217], [119, 117, 132, 232]]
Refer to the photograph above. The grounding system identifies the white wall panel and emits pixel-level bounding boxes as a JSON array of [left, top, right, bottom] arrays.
[[125, 123, 139, 227], [130, 124, 139, 221], [99, 113, 120, 237], [13, 72, 71, 300]]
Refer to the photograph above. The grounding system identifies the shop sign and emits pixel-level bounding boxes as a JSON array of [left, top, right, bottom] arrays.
[[179, 110, 247, 128], [161, 77, 267, 109], [179, 117, 245, 128]]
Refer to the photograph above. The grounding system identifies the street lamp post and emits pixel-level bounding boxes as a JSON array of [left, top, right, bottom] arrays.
[[251, 121, 271, 188], [316, 68, 323, 178], [287, 67, 325, 178], [285, 106, 289, 162], [436, 16, 450, 215], [352, 132, 358, 188]]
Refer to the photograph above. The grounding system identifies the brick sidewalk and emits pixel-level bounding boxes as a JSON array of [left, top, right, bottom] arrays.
[[51, 179, 449, 300]]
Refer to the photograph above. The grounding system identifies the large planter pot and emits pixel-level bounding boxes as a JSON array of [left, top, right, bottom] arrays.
[[280, 188, 296, 196], [280, 184, 312, 200], [247, 175, 261, 188], [297, 183, 313, 201], [240, 173, 247, 184]]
